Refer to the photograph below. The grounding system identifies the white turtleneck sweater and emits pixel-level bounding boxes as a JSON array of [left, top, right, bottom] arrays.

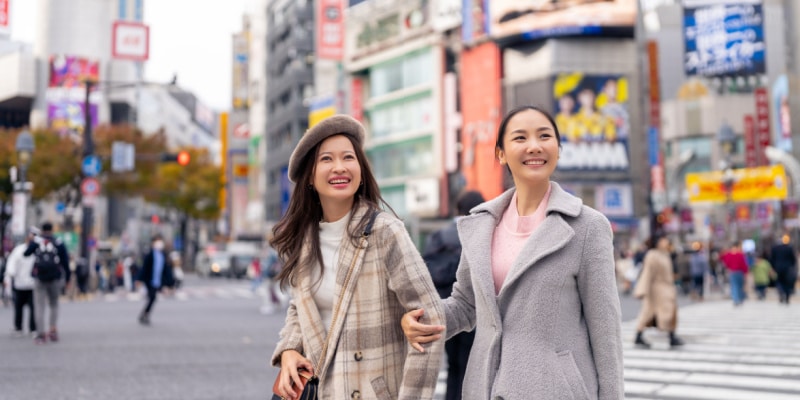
[[312, 211, 350, 331]]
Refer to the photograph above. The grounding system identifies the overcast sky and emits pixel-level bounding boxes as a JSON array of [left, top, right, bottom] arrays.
[[9, 0, 255, 111]]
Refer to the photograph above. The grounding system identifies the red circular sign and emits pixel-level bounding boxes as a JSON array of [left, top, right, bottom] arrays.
[[81, 178, 101, 196]]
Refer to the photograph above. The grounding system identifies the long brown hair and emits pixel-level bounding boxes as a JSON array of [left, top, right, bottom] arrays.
[[270, 134, 394, 289]]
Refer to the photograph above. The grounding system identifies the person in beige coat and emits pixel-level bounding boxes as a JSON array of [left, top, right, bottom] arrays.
[[402, 106, 624, 399], [271, 115, 445, 399], [633, 235, 684, 348]]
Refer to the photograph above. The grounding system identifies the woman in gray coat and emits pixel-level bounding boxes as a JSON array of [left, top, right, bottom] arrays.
[[402, 106, 624, 400]]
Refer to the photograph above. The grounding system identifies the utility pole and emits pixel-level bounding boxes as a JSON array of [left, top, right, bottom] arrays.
[[80, 80, 96, 269]]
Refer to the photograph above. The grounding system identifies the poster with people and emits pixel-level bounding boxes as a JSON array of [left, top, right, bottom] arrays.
[[553, 73, 630, 170], [47, 55, 100, 133]]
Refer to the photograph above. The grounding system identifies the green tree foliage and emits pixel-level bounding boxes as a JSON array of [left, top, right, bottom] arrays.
[[149, 147, 222, 221], [0, 128, 81, 203]]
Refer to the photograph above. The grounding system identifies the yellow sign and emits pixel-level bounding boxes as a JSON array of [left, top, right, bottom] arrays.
[[686, 165, 788, 204]]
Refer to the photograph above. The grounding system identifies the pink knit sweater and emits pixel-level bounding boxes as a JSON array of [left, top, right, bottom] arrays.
[[491, 186, 552, 294]]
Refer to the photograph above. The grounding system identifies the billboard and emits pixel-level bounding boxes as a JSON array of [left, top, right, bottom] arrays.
[[47, 55, 100, 133], [459, 41, 504, 200], [683, 0, 765, 77], [309, 96, 336, 128], [49, 55, 99, 88], [317, 0, 344, 60], [552, 73, 630, 170], [461, 0, 489, 44], [486, 0, 635, 43], [686, 164, 787, 204], [772, 75, 792, 152]]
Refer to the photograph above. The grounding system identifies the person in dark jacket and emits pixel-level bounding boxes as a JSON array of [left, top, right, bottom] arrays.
[[771, 234, 798, 304], [24, 222, 70, 344], [136, 234, 174, 325], [421, 190, 485, 400]]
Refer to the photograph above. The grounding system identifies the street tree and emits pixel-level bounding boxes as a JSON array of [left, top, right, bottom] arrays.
[[92, 124, 169, 197]]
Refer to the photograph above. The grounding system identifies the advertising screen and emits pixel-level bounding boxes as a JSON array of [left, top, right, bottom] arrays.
[[487, 0, 635, 43], [553, 73, 630, 171], [683, 0, 765, 76]]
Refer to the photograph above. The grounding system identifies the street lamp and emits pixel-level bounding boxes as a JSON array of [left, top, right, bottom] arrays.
[[11, 130, 35, 238]]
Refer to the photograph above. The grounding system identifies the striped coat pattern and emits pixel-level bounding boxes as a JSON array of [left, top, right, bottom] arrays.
[[272, 206, 445, 399]]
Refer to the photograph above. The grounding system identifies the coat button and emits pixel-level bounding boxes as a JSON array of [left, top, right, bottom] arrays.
[[354, 351, 363, 361], [351, 390, 361, 399]]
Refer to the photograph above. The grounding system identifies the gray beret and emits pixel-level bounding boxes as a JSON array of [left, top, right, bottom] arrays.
[[288, 115, 366, 183]]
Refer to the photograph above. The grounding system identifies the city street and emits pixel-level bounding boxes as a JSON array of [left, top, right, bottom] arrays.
[[1, 275, 799, 399]]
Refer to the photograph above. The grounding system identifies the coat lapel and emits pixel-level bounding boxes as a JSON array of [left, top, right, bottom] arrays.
[[316, 207, 370, 379], [498, 183, 582, 296]]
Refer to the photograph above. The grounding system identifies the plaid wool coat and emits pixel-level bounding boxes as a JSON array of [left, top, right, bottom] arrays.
[[271, 206, 445, 400]]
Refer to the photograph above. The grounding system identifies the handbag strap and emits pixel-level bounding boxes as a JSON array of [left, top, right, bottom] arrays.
[[315, 209, 379, 377]]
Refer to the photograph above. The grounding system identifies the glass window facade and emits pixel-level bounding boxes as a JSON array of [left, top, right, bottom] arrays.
[[370, 49, 434, 97], [381, 185, 407, 217], [369, 94, 433, 139], [368, 137, 434, 180]]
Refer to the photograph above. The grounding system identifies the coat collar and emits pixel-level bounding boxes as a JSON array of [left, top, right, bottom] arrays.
[[458, 182, 582, 306]]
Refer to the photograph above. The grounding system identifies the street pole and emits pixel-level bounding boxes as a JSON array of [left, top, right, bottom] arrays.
[[80, 81, 96, 268]]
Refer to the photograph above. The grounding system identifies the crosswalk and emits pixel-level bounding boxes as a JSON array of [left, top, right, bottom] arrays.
[[94, 284, 262, 302], [433, 298, 800, 399], [623, 299, 800, 399]]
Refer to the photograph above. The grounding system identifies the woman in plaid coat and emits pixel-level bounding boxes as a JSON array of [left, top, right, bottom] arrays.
[[271, 115, 445, 400]]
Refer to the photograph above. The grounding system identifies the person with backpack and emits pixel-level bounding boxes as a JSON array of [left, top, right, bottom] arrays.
[[24, 222, 70, 344], [421, 190, 485, 400]]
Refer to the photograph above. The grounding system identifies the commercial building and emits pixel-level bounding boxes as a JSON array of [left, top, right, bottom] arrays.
[[263, 0, 315, 222]]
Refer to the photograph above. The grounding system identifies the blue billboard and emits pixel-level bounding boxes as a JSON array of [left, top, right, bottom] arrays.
[[683, 0, 765, 77]]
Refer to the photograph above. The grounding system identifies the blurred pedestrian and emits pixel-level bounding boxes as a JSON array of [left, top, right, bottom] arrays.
[[689, 242, 710, 301], [401, 106, 624, 399], [136, 234, 175, 325], [3, 233, 36, 337], [249, 256, 262, 293], [752, 250, 774, 300], [258, 236, 283, 315], [720, 242, 749, 306], [634, 235, 684, 348], [24, 222, 70, 344], [270, 115, 444, 399], [771, 234, 798, 305], [420, 189, 484, 400]]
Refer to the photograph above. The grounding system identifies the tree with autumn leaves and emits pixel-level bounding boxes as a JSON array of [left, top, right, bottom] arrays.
[[0, 125, 222, 234]]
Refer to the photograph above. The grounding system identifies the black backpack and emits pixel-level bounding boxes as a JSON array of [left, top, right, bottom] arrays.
[[31, 239, 63, 282]]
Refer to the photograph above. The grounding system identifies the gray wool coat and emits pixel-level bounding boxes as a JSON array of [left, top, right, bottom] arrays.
[[444, 183, 624, 400]]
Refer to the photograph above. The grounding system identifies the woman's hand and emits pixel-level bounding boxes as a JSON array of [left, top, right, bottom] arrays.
[[401, 308, 445, 353], [278, 350, 314, 398]]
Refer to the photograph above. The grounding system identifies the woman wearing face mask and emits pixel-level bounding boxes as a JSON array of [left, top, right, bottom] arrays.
[[401, 106, 624, 399], [137, 234, 175, 325]]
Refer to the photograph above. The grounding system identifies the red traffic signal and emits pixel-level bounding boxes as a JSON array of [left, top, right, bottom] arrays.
[[177, 151, 190, 166], [162, 151, 191, 165]]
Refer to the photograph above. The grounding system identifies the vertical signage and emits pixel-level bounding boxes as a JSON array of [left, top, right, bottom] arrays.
[[460, 41, 503, 200], [317, 0, 344, 60], [648, 40, 666, 211], [0, 0, 9, 37], [743, 115, 756, 167], [754, 87, 770, 165], [351, 78, 363, 121]]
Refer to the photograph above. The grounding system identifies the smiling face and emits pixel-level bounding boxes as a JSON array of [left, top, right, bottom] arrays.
[[496, 108, 560, 188], [312, 134, 362, 211]]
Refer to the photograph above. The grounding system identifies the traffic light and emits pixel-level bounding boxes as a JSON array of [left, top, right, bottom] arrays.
[[161, 151, 191, 166]]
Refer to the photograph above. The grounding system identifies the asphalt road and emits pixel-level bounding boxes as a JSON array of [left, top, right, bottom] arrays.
[[0, 275, 284, 400], [0, 274, 685, 400]]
